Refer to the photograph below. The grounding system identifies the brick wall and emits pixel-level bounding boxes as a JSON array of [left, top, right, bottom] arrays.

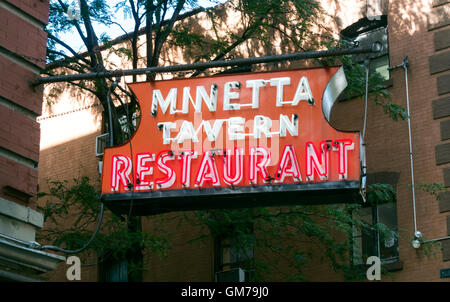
[[330, 0, 450, 282], [0, 0, 68, 281], [0, 0, 48, 209], [37, 0, 450, 282], [427, 0, 450, 267], [38, 103, 103, 282], [38, 128, 101, 282]]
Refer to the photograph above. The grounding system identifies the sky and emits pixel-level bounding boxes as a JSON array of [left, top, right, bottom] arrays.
[[58, 0, 222, 53]]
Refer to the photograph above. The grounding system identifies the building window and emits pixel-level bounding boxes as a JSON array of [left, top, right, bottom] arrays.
[[214, 234, 255, 281], [352, 206, 374, 265], [377, 201, 399, 262], [98, 257, 128, 282], [341, 16, 390, 81], [369, 54, 390, 81], [352, 196, 399, 266]]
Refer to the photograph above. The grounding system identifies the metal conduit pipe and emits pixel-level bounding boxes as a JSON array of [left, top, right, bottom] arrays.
[[362, 59, 370, 140], [388, 56, 423, 248], [423, 236, 450, 244], [107, 78, 120, 147], [403, 57, 418, 237], [32, 46, 382, 86]]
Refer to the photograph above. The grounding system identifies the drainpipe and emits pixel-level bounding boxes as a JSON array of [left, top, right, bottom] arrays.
[[388, 56, 422, 247]]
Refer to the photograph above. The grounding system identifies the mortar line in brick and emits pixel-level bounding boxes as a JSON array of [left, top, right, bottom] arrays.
[[0, 146, 38, 170], [0, 45, 41, 74], [0, 0, 45, 29], [0, 95, 38, 121]]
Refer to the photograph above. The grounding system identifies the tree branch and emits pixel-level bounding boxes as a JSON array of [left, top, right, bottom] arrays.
[[46, 32, 92, 67], [56, 0, 88, 46], [151, 0, 186, 67], [46, 49, 93, 73]]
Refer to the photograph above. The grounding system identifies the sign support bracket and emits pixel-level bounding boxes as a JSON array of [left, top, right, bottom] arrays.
[[33, 46, 382, 86]]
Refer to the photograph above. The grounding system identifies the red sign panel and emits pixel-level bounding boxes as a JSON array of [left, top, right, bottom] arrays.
[[101, 67, 363, 215]]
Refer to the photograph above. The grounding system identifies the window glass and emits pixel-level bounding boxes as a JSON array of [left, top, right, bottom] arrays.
[[378, 202, 399, 262], [99, 258, 128, 282], [352, 200, 399, 265], [216, 235, 254, 281], [370, 55, 390, 81]]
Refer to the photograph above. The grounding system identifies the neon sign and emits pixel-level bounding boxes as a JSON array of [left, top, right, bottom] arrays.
[[101, 67, 364, 215]]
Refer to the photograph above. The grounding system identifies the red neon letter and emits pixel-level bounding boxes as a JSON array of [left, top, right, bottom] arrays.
[[111, 155, 132, 191], [222, 148, 244, 185], [178, 150, 197, 187], [275, 145, 302, 183], [333, 139, 354, 179], [135, 153, 155, 190], [155, 150, 176, 189], [305, 141, 329, 181], [195, 150, 220, 187], [249, 146, 271, 183]]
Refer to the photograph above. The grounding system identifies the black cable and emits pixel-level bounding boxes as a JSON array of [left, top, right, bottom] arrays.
[[123, 81, 136, 221], [81, 77, 138, 267], [38, 202, 105, 254], [37, 79, 120, 255]]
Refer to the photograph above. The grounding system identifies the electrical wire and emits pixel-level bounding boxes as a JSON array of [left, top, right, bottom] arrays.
[[38, 202, 105, 254], [123, 75, 136, 221], [81, 76, 138, 267], [37, 79, 120, 255]]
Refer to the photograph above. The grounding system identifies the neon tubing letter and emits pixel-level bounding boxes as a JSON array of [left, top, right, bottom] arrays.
[[178, 150, 197, 187], [222, 148, 244, 185], [135, 153, 155, 190], [306, 141, 328, 181], [249, 147, 271, 183], [111, 155, 132, 191], [195, 151, 220, 186], [333, 139, 354, 179], [275, 145, 302, 182], [155, 150, 176, 189]]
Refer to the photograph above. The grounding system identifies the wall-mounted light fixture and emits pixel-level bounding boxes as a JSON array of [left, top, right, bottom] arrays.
[[412, 231, 423, 249]]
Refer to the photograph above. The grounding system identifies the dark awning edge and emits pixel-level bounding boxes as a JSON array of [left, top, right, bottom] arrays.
[[101, 181, 363, 216]]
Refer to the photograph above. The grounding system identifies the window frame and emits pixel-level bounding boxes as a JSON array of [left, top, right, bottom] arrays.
[[214, 231, 255, 281]]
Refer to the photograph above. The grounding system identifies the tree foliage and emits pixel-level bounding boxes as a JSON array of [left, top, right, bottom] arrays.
[[38, 176, 398, 281], [185, 183, 398, 281], [40, 0, 407, 281], [45, 0, 405, 144], [37, 176, 171, 279]]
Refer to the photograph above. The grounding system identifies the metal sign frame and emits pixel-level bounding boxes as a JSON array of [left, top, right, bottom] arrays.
[[99, 66, 366, 216]]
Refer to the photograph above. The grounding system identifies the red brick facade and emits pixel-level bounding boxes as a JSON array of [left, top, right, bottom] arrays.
[[37, 0, 450, 282], [0, 0, 65, 282], [0, 0, 48, 210]]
